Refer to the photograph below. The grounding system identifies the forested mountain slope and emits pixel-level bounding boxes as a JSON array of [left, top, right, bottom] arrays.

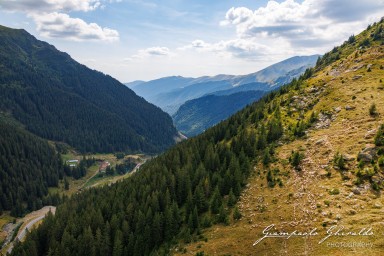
[[173, 90, 265, 137], [11, 19, 384, 256], [0, 117, 62, 217], [0, 25, 177, 153]]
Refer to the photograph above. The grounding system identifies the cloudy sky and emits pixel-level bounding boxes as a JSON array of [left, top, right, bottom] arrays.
[[0, 0, 383, 82]]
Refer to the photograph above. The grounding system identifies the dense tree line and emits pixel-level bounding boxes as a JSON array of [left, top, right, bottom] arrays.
[[0, 121, 63, 217], [0, 119, 97, 216], [0, 25, 177, 154]]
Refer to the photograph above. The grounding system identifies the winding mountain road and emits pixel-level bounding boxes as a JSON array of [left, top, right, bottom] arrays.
[[5, 206, 56, 254], [16, 215, 45, 241]]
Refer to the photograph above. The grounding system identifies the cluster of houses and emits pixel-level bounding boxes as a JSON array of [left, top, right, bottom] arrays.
[[98, 161, 111, 174], [66, 159, 111, 174]]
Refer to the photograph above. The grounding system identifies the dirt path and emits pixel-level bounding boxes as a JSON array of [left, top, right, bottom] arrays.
[[79, 167, 100, 191], [89, 158, 148, 188]]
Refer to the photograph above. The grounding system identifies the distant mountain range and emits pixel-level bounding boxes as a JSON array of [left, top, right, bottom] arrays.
[[125, 80, 145, 88], [128, 55, 319, 136], [0, 25, 177, 153], [129, 55, 319, 116], [172, 65, 316, 136]]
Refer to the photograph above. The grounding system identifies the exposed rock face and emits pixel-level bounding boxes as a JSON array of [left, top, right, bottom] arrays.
[[371, 175, 383, 184], [345, 105, 356, 110], [314, 113, 334, 129], [352, 75, 363, 80], [315, 138, 327, 145], [364, 129, 377, 139], [352, 188, 361, 195], [357, 144, 376, 162], [342, 154, 355, 161]]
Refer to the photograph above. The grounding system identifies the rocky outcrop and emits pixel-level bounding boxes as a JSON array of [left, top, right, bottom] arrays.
[[345, 105, 356, 110], [357, 144, 376, 162]]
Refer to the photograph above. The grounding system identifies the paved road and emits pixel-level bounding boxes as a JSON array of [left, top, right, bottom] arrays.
[[6, 216, 45, 254], [17, 215, 45, 241], [5, 207, 55, 254]]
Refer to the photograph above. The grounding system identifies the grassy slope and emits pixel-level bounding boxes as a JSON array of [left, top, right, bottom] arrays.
[[52, 153, 144, 196], [176, 31, 384, 255]]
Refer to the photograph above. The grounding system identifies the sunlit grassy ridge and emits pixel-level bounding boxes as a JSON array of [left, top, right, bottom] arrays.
[[177, 19, 384, 256]]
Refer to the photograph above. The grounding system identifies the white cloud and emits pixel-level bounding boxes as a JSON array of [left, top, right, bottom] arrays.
[[31, 12, 119, 42], [222, 0, 384, 46], [143, 47, 170, 56], [0, 0, 120, 42], [183, 0, 384, 62], [310, 0, 384, 22], [0, 0, 101, 13], [180, 37, 292, 61], [220, 7, 254, 26], [130, 47, 171, 59]]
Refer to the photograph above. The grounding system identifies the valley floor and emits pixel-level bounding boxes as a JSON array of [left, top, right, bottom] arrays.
[[0, 152, 148, 255]]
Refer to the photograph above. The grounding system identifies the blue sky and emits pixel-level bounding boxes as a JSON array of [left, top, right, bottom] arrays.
[[0, 1, 383, 82]]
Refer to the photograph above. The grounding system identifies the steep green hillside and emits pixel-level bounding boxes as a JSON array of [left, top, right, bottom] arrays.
[[11, 19, 384, 256], [0, 25, 177, 153], [0, 117, 62, 217], [178, 19, 384, 256], [173, 90, 265, 137]]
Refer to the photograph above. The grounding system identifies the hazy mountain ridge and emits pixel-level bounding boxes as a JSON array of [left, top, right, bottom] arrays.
[[130, 55, 319, 115], [173, 63, 316, 137], [125, 80, 145, 88]]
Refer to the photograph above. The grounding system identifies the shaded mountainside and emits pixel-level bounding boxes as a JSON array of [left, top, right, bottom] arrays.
[[11, 19, 384, 256], [154, 80, 233, 114], [131, 55, 319, 114], [0, 117, 62, 217], [173, 66, 312, 137], [173, 90, 265, 137], [0, 25, 177, 153]]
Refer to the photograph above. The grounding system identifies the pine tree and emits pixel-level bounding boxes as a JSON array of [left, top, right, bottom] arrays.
[[218, 205, 229, 225], [64, 177, 69, 190], [112, 230, 123, 256], [227, 189, 236, 207], [210, 187, 222, 214], [233, 206, 242, 221]]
